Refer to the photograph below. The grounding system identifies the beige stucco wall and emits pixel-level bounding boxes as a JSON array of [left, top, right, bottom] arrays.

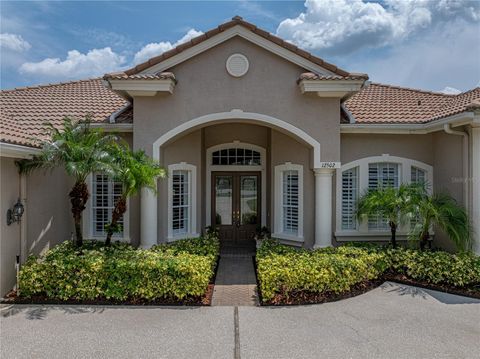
[[26, 167, 73, 256], [133, 36, 340, 162], [1, 157, 21, 296]]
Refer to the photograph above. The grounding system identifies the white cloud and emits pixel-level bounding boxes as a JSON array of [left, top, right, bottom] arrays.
[[276, 0, 479, 55], [0, 33, 31, 52], [133, 28, 203, 65], [19, 47, 126, 79], [441, 86, 462, 95], [348, 20, 480, 92]]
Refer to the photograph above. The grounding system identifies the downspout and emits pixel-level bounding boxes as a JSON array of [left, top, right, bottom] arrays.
[[443, 124, 469, 212]]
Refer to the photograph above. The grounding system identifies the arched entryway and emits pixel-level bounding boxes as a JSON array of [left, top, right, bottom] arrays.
[[141, 110, 333, 250]]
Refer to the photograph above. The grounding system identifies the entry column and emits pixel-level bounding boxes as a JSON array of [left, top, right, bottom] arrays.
[[140, 187, 157, 248], [314, 168, 334, 248], [472, 127, 480, 255]]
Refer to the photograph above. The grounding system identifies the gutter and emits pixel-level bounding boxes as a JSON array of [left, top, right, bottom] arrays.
[[0, 142, 39, 159], [444, 124, 469, 212], [90, 123, 133, 132], [109, 103, 131, 124], [340, 111, 475, 134]]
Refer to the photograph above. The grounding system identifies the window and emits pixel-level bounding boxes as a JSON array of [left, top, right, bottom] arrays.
[[91, 173, 124, 237], [341, 167, 358, 230], [172, 170, 190, 235], [274, 163, 303, 241], [368, 162, 399, 189], [168, 163, 197, 240], [337, 155, 433, 236], [411, 166, 426, 184], [211, 148, 261, 165], [283, 171, 299, 234], [368, 162, 399, 230]]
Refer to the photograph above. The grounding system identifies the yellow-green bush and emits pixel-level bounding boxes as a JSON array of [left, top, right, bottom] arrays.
[[256, 240, 480, 302], [19, 237, 219, 301], [256, 240, 388, 302]]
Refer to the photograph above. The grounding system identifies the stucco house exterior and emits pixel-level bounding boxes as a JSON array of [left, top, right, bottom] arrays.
[[1, 17, 480, 296]]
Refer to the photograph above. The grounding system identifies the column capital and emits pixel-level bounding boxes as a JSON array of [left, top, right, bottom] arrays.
[[313, 167, 335, 176]]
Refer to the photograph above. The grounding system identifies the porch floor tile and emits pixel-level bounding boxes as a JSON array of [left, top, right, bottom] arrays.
[[212, 251, 258, 306]]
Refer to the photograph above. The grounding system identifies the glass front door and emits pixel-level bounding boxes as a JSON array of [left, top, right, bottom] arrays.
[[212, 172, 260, 243]]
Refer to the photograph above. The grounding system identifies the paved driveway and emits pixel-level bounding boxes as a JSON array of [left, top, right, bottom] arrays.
[[1, 282, 479, 359]]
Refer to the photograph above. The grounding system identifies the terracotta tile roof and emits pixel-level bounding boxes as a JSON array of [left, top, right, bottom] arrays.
[[344, 83, 480, 124], [0, 78, 128, 147], [298, 72, 368, 82], [119, 16, 353, 78], [104, 72, 177, 82]]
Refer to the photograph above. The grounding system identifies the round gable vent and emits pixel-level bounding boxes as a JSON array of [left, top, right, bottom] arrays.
[[226, 53, 249, 77]]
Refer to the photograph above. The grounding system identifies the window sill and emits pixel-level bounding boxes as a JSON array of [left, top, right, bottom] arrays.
[[88, 236, 131, 243], [335, 231, 435, 242], [272, 232, 304, 243], [167, 233, 200, 242]]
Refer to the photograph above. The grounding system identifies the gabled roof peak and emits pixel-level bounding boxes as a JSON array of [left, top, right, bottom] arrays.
[[118, 16, 354, 78]]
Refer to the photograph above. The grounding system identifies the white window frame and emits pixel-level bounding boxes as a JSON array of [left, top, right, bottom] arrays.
[[167, 162, 198, 241], [206, 141, 266, 227], [273, 163, 304, 242], [335, 154, 433, 240], [84, 173, 130, 242]]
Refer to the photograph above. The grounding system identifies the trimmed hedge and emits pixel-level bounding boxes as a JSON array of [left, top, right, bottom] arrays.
[[19, 236, 219, 301], [256, 240, 480, 302]]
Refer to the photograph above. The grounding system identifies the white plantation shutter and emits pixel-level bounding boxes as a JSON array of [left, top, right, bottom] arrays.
[[172, 170, 190, 235], [410, 166, 426, 228], [411, 166, 426, 184], [341, 167, 359, 230], [368, 163, 399, 230], [92, 173, 124, 236], [282, 170, 299, 234]]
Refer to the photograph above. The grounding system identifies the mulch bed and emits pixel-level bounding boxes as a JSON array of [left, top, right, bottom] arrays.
[[1, 256, 221, 307]]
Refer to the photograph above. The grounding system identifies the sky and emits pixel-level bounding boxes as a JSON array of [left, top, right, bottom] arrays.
[[1, 0, 479, 93]]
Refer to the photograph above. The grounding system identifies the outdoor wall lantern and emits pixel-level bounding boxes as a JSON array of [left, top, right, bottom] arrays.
[[7, 198, 24, 225]]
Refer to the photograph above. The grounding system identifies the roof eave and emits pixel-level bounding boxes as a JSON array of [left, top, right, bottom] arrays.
[[340, 111, 476, 134]]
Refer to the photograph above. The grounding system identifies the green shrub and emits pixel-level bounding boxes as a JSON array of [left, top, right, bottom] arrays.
[[256, 240, 480, 303], [256, 240, 388, 302], [19, 236, 219, 301]]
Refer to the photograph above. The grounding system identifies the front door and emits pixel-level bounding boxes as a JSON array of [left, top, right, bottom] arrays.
[[212, 172, 260, 243]]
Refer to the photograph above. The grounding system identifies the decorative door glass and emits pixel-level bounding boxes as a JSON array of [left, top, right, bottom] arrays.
[[215, 176, 233, 225], [240, 176, 258, 225]]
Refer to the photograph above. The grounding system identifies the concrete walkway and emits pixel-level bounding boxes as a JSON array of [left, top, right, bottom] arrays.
[[211, 244, 258, 306], [1, 282, 479, 359]]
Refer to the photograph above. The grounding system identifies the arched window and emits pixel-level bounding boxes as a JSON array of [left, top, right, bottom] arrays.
[[211, 148, 261, 166], [336, 154, 433, 235]]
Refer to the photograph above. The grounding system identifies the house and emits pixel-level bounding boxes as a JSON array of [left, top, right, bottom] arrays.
[[1, 16, 479, 296]]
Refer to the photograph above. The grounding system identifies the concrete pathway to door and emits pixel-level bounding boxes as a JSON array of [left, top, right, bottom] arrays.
[[211, 244, 258, 306]]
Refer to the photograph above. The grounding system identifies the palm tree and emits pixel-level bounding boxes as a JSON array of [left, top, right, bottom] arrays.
[[18, 118, 117, 247], [409, 188, 471, 251], [356, 184, 420, 248], [104, 146, 166, 245]]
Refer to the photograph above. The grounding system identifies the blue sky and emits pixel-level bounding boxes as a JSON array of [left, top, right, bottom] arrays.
[[1, 1, 479, 93]]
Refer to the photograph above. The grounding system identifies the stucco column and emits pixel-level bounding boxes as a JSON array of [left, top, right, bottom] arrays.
[[472, 127, 480, 255], [140, 187, 157, 248], [314, 168, 334, 248]]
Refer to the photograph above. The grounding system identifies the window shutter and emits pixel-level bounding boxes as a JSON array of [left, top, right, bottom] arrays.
[[282, 170, 299, 235], [341, 167, 358, 230]]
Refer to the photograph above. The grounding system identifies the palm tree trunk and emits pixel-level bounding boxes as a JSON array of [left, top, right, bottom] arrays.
[[420, 232, 430, 251], [69, 181, 89, 247], [389, 221, 397, 248], [105, 196, 127, 246]]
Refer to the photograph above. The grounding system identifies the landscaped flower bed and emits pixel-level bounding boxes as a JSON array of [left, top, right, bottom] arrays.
[[15, 236, 219, 305], [256, 240, 480, 305]]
